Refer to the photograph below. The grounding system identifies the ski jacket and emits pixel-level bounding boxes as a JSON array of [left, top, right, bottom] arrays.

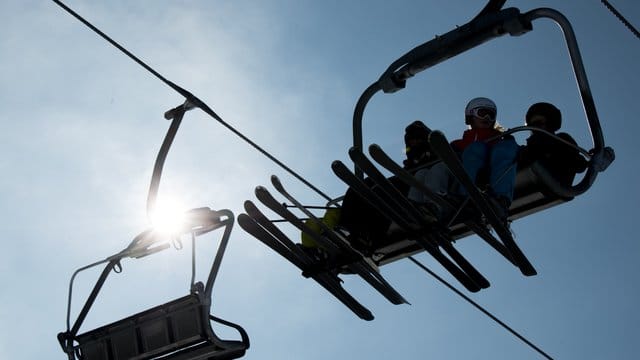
[[451, 128, 504, 152], [518, 132, 588, 186]]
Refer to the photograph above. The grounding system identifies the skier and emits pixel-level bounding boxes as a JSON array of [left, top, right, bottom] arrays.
[[408, 97, 517, 222], [336, 120, 437, 251], [518, 102, 587, 186], [449, 97, 518, 221]]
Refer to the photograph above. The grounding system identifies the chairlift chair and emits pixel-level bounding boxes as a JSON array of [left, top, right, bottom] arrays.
[[348, 1, 615, 265], [58, 208, 249, 360], [238, 0, 615, 320]]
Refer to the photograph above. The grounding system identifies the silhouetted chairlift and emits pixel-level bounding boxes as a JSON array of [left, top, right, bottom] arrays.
[[348, 2, 615, 264], [57, 208, 249, 360], [233, 1, 618, 322], [58, 106, 249, 359], [238, 1, 616, 318]]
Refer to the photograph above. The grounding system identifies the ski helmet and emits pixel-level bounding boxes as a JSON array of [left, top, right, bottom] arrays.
[[465, 97, 497, 124], [525, 102, 561, 132], [404, 120, 431, 143], [404, 120, 431, 161]]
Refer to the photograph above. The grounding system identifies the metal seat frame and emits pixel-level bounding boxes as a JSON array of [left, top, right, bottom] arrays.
[[57, 209, 249, 360]]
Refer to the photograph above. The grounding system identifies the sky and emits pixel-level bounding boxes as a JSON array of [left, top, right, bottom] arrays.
[[0, 1, 638, 359]]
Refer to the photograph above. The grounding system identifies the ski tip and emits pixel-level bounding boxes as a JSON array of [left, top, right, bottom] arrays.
[[237, 213, 256, 232], [348, 146, 362, 156], [255, 185, 269, 195], [331, 160, 346, 170], [243, 200, 257, 213], [255, 186, 276, 203], [270, 175, 284, 190], [520, 265, 537, 277], [237, 212, 250, 223]]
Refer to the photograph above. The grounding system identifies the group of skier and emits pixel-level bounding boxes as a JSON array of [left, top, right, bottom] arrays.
[[334, 97, 587, 252]]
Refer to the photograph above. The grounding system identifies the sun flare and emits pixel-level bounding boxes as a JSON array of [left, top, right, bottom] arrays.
[[148, 196, 189, 236]]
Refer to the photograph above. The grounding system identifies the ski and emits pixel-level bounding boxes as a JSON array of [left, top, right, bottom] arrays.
[[348, 147, 490, 290], [428, 130, 537, 276], [332, 160, 418, 233], [267, 176, 409, 305], [255, 182, 409, 305], [243, 200, 319, 273], [245, 200, 355, 278], [368, 143, 517, 266], [237, 212, 374, 321], [331, 159, 482, 292]]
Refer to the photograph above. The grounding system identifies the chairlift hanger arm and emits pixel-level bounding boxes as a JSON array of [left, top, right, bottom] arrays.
[[147, 105, 186, 218], [379, 7, 531, 93]]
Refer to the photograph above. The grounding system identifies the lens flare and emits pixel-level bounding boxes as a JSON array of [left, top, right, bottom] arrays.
[[149, 197, 188, 236]]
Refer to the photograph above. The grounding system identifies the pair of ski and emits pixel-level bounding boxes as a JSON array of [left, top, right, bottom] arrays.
[[332, 150, 490, 293], [238, 175, 408, 321], [366, 130, 537, 276]]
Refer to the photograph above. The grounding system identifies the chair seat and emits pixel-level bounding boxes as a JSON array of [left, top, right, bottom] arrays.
[[373, 162, 574, 265], [75, 293, 248, 360]]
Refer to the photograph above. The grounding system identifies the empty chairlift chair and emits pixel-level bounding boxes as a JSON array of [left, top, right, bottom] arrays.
[[58, 208, 250, 360]]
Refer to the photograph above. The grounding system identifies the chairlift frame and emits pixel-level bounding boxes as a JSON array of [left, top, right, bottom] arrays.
[[240, 2, 617, 308], [58, 107, 249, 360], [353, 5, 613, 195], [243, 2, 620, 272], [342, 4, 615, 264]]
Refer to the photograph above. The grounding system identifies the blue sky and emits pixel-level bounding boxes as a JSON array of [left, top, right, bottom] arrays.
[[1, 1, 638, 359]]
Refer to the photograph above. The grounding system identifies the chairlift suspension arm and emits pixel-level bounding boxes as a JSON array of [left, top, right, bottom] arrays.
[[147, 109, 184, 218]]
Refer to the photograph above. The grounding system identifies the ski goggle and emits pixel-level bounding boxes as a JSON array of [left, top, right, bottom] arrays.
[[469, 107, 496, 120]]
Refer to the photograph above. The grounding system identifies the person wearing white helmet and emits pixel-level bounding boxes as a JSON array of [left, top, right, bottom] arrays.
[[408, 97, 517, 222], [449, 97, 518, 220]]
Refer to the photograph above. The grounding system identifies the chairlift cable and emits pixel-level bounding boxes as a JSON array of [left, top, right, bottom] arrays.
[[51, 0, 332, 203], [601, 0, 640, 39], [408, 256, 554, 360]]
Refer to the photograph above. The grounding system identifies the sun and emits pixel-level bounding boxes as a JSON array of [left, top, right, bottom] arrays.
[[148, 196, 189, 236]]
